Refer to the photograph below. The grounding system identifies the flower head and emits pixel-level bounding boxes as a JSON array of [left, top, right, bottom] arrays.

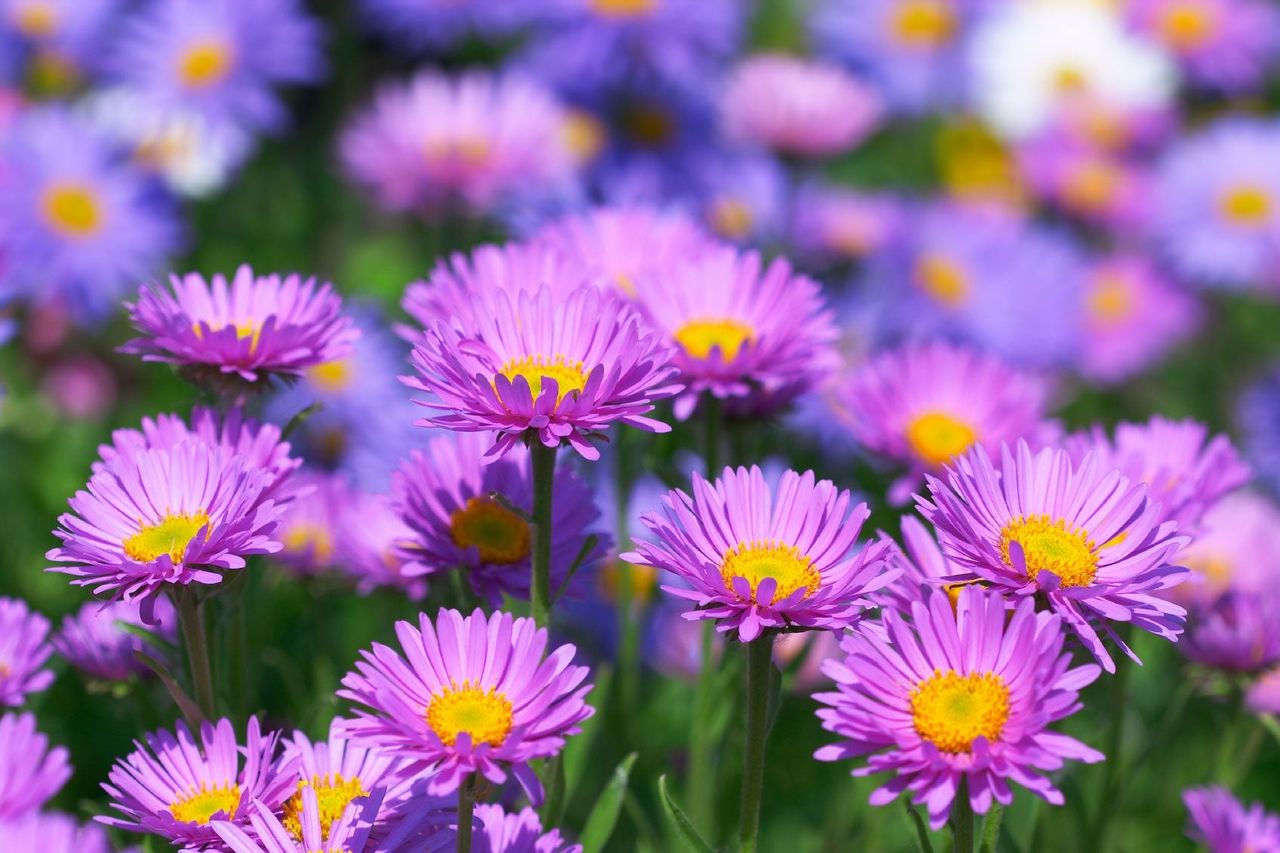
[[433, 803, 581, 853], [0, 712, 71, 819], [789, 185, 905, 264], [274, 471, 349, 575], [1128, 0, 1280, 93], [54, 597, 177, 682], [337, 490, 427, 600], [0, 813, 110, 853], [814, 588, 1103, 830], [1184, 786, 1280, 852], [1182, 590, 1280, 672], [1175, 491, 1280, 607], [0, 597, 53, 706], [212, 786, 385, 853]]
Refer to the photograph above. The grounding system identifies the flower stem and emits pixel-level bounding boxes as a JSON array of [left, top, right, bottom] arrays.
[[951, 778, 974, 853], [701, 393, 723, 476], [174, 587, 215, 722], [529, 442, 558, 627], [456, 772, 477, 853], [738, 634, 775, 853]]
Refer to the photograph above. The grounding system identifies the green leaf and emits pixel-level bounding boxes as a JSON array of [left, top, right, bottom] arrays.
[[538, 754, 566, 830], [578, 752, 638, 852], [552, 534, 600, 604], [116, 619, 180, 657], [903, 798, 935, 853], [1260, 713, 1280, 749], [564, 666, 613, 808], [134, 650, 205, 728], [657, 774, 714, 853], [980, 802, 1005, 853], [282, 402, 323, 440]]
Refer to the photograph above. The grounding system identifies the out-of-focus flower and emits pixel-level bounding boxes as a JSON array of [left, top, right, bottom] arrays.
[[691, 149, 788, 247], [0, 812, 110, 853], [1239, 368, 1280, 497], [814, 588, 1103, 830], [54, 597, 176, 682], [337, 491, 426, 600], [430, 803, 582, 853], [1015, 132, 1151, 228], [0, 712, 71, 818], [625, 465, 897, 642], [790, 185, 904, 265], [936, 118, 1026, 206], [0, 597, 53, 706], [1183, 786, 1280, 852], [274, 471, 349, 575], [1182, 590, 1280, 672], [338, 608, 593, 802], [39, 355, 116, 420], [0, 0, 124, 81], [919, 441, 1190, 672], [358, 0, 536, 52], [1175, 491, 1280, 607], [1128, 0, 1280, 93], [1247, 666, 1280, 715]]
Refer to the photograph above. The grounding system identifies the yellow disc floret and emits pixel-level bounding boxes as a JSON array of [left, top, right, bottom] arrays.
[[450, 497, 531, 564], [905, 412, 977, 467], [41, 184, 103, 238], [179, 40, 234, 89], [1000, 514, 1099, 588], [123, 512, 211, 564], [499, 355, 588, 403], [721, 539, 820, 603], [674, 319, 755, 362], [426, 681, 515, 748], [282, 774, 369, 843], [1219, 184, 1273, 227], [170, 782, 241, 825], [915, 255, 970, 307], [892, 0, 956, 47], [911, 670, 1010, 753]]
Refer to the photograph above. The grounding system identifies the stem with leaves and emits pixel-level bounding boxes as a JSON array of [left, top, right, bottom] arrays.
[[738, 633, 775, 853], [528, 441, 558, 627]]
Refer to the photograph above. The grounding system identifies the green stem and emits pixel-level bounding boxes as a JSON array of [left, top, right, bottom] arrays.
[[702, 394, 723, 476], [529, 442, 558, 627], [174, 588, 215, 722], [950, 779, 974, 853], [1089, 646, 1133, 849], [456, 773, 477, 853], [738, 634, 775, 853], [613, 435, 641, 726]]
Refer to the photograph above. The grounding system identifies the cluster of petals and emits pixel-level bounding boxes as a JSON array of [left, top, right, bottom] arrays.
[[1183, 786, 1280, 852], [0, 597, 53, 706], [0, 711, 72, 820]]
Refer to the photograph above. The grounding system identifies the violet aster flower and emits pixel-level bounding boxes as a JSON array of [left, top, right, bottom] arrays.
[[689, 149, 788, 247], [337, 490, 427, 600], [338, 607, 594, 802], [789, 185, 905, 265], [1182, 590, 1280, 672], [100, 716, 293, 850], [122, 265, 360, 388], [1239, 367, 1280, 497], [406, 283, 681, 461], [1014, 132, 1152, 229], [721, 54, 882, 158], [1175, 492, 1280, 607], [918, 441, 1191, 672], [53, 597, 177, 682], [213, 786, 385, 853], [392, 432, 608, 606], [1128, 0, 1280, 93], [0, 711, 71, 819], [1184, 786, 1280, 852], [814, 587, 1103, 830], [876, 515, 973, 614], [0, 0, 123, 78], [624, 466, 897, 642], [0, 597, 53, 706], [274, 471, 349, 575], [0, 812, 110, 853]]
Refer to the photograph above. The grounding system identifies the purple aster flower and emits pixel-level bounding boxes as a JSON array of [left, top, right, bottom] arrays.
[[814, 587, 1104, 830], [426, 804, 581, 853], [0, 597, 53, 706], [875, 515, 974, 614], [1175, 491, 1280, 607], [0, 711, 71, 819], [1238, 367, 1280, 498], [1153, 117, 1280, 289], [1128, 0, 1280, 93], [689, 149, 788, 248], [53, 597, 177, 682], [0, 0, 124, 78], [789, 184, 905, 265], [0, 812, 110, 853], [918, 441, 1191, 672], [1015, 132, 1152, 229], [274, 471, 349, 575], [392, 432, 607, 607], [107, 0, 324, 132], [1182, 590, 1280, 672], [100, 716, 294, 850], [337, 490, 427, 600], [122, 265, 360, 389], [406, 283, 680, 461], [1184, 786, 1280, 853], [337, 607, 594, 802], [0, 106, 181, 320], [213, 786, 385, 853], [358, 0, 536, 51], [624, 465, 898, 642]]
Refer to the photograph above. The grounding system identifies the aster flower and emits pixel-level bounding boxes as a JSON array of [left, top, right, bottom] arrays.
[[814, 587, 1103, 830], [0, 812, 112, 853], [1014, 131, 1152, 229], [0, 712, 71, 819], [1239, 370, 1280, 498], [425, 804, 581, 853], [406, 283, 681, 461], [0, 597, 53, 706], [392, 432, 607, 606], [1175, 492, 1280, 607], [919, 441, 1191, 672], [337, 490, 427, 600], [0, 0, 122, 78], [1184, 786, 1280, 852], [100, 716, 293, 850], [358, 0, 535, 51], [122, 265, 360, 388], [1128, 0, 1280, 93], [338, 608, 594, 801], [1182, 590, 1280, 672], [689, 149, 788, 247], [624, 466, 897, 642], [721, 54, 882, 158], [213, 786, 385, 853], [273, 471, 349, 575], [876, 515, 974, 614], [54, 597, 177, 682], [789, 185, 904, 265]]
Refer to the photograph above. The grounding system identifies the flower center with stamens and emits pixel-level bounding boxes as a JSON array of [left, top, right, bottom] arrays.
[[123, 512, 211, 564], [308, 358, 354, 393], [179, 40, 234, 89], [1219, 184, 1273, 227], [1159, 2, 1216, 50], [170, 782, 241, 825], [1087, 272, 1134, 326], [282, 774, 368, 842], [1000, 515, 1099, 587], [721, 540, 820, 602], [915, 255, 970, 307], [499, 355, 588, 403], [41, 184, 103, 238], [906, 412, 977, 467], [11, 1, 57, 37], [892, 0, 956, 47], [911, 670, 1010, 753], [192, 319, 262, 351], [450, 497, 531, 564], [590, 0, 656, 18], [674, 319, 755, 362], [426, 681, 514, 748]]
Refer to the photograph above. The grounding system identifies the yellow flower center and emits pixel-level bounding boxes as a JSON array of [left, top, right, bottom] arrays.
[[915, 255, 970, 307], [282, 774, 368, 843], [1219, 185, 1273, 227], [910, 670, 1010, 753], [1000, 515, 1099, 588], [11, 1, 57, 37], [1159, 1, 1216, 50], [892, 0, 956, 47], [179, 40, 234, 89], [1062, 160, 1119, 213], [708, 197, 754, 241], [41, 184, 103, 238], [170, 782, 242, 825], [721, 539, 821, 603], [450, 497, 531, 564], [426, 681, 514, 748], [674, 319, 755, 362], [425, 138, 491, 167], [283, 524, 335, 565], [906, 412, 977, 467], [123, 512, 211, 564], [498, 355, 588, 403], [1087, 272, 1134, 327], [562, 110, 607, 162], [192, 320, 262, 351], [598, 560, 659, 605], [590, 0, 656, 18], [1054, 65, 1090, 94], [937, 120, 1022, 205], [308, 359, 354, 393]]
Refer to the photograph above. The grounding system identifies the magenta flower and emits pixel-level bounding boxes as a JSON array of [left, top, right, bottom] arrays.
[[122, 265, 360, 386], [0, 597, 53, 706], [274, 470, 350, 575], [624, 466, 897, 642], [406, 283, 681, 461], [814, 588, 1104, 830], [0, 711, 71, 819], [337, 608, 593, 802], [1182, 590, 1280, 672], [919, 441, 1191, 672], [1173, 491, 1280, 607], [212, 786, 385, 853], [1184, 786, 1280, 852], [875, 515, 973, 614], [0, 813, 110, 853], [100, 716, 293, 849], [434, 804, 581, 853], [54, 597, 177, 682]]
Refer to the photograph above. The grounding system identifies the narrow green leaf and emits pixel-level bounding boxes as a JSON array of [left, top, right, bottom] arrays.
[[553, 534, 600, 604], [282, 402, 323, 440], [116, 620, 180, 656], [134, 650, 204, 728], [564, 666, 613, 807], [903, 798, 935, 853], [578, 752, 638, 852], [1260, 714, 1280, 749], [538, 754, 566, 829], [980, 802, 1005, 853], [657, 774, 714, 853]]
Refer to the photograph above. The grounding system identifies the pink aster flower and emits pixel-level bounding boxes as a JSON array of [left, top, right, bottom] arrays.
[[99, 716, 294, 850], [0, 812, 111, 853], [813, 587, 1104, 830], [875, 515, 977, 614], [0, 597, 53, 706], [0, 711, 72, 819], [54, 597, 177, 682], [918, 441, 1191, 672], [1182, 590, 1280, 672], [1184, 786, 1280, 852], [274, 470, 349, 575], [337, 608, 593, 802], [122, 265, 360, 388], [336, 490, 427, 600], [212, 786, 385, 853], [1173, 491, 1280, 607], [406, 283, 681, 461], [790, 185, 904, 264], [427, 804, 581, 853], [721, 53, 882, 158], [623, 466, 897, 642]]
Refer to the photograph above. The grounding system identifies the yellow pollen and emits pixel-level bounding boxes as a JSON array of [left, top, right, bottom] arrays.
[[1087, 273, 1134, 326], [308, 358, 354, 393], [915, 255, 970, 307], [282, 774, 368, 843], [41, 184, 103, 238], [1000, 515, 1099, 588], [674, 318, 755, 361], [590, 0, 657, 18], [426, 681, 514, 748], [1062, 160, 1119, 213], [12, 1, 57, 37], [498, 355, 588, 403], [450, 497, 531, 564], [905, 412, 977, 467], [123, 512, 211, 564], [1054, 65, 1089, 94], [178, 40, 234, 89], [892, 0, 956, 47], [28, 49, 80, 96], [721, 539, 821, 603], [911, 670, 1010, 753], [170, 782, 241, 825], [1159, 2, 1216, 50], [1219, 185, 1273, 227], [283, 524, 335, 565]]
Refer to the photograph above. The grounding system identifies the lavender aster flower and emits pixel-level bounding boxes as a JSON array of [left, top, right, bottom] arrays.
[[814, 588, 1103, 830], [0, 0, 123, 78], [790, 185, 904, 265], [431, 804, 582, 853], [1176, 491, 1280, 606], [274, 471, 348, 575], [0, 712, 71, 819], [337, 490, 427, 600], [1182, 590, 1280, 672], [213, 786, 385, 853], [0, 597, 52, 706], [53, 597, 177, 682], [1184, 786, 1280, 852], [1128, 0, 1280, 93], [0, 812, 110, 853]]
